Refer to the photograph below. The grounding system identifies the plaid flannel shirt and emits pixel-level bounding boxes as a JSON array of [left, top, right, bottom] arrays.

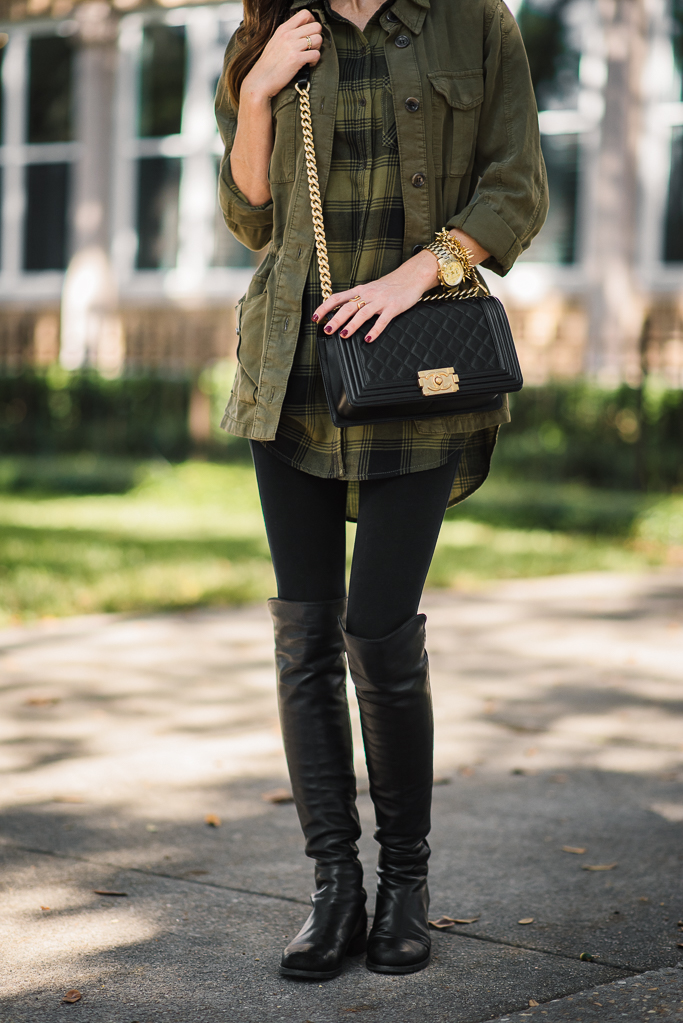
[[261, 4, 499, 520]]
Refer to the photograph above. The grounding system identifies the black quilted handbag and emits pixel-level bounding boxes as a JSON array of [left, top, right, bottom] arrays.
[[295, 74, 523, 428]]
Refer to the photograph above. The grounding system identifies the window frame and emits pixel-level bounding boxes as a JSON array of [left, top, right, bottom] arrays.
[[0, 20, 80, 299], [112, 2, 256, 304]]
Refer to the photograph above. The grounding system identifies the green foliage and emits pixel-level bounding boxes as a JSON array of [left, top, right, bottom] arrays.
[[496, 383, 683, 492], [0, 460, 675, 624], [0, 368, 193, 461]]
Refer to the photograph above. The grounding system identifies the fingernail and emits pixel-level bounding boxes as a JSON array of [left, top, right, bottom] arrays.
[[340, 329, 348, 338], [324, 325, 332, 334], [311, 313, 319, 322], [364, 335, 372, 343]]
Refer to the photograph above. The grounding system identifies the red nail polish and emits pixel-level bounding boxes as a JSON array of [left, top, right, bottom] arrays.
[[312, 313, 319, 322], [340, 329, 348, 338], [324, 325, 332, 334], [364, 335, 372, 343]]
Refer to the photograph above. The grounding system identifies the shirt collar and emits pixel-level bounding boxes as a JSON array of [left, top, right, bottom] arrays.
[[288, 0, 430, 35]]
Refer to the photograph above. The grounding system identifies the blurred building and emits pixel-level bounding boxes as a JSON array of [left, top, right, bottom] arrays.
[[0, 0, 681, 385]]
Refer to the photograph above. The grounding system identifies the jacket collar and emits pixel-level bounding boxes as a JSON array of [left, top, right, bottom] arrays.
[[288, 0, 430, 35]]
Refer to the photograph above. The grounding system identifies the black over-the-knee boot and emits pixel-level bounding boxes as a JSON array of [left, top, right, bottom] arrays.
[[269, 598, 367, 980], [342, 613, 432, 974]]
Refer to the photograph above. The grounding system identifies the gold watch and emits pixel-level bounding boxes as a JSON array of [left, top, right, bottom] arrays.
[[425, 240, 465, 288], [425, 229, 477, 290]]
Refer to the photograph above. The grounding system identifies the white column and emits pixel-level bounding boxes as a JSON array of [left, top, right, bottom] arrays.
[[61, 1, 123, 374], [583, 0, 648, 383]]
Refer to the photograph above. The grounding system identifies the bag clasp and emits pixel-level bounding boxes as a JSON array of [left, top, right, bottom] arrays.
[[417, 367, 459, 396]]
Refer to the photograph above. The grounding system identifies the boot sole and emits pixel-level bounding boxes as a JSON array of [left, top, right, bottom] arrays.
[[366, 953, 431, 975], [279, 934, 367, 980]]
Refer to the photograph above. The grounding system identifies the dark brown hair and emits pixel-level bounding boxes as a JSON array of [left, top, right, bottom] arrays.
[[224, 0, 292, 108]]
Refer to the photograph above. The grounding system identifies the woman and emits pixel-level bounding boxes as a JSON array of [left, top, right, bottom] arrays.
[[216, 0, 547, 980]]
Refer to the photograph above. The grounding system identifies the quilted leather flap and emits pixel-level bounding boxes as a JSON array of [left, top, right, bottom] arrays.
[[352, 299, 502, 387]]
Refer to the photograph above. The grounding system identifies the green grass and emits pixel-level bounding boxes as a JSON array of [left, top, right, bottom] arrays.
[[0, 459, 676, 624]]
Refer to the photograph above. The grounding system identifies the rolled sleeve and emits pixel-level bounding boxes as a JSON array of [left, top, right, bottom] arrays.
[[218, 152, 274, 252]]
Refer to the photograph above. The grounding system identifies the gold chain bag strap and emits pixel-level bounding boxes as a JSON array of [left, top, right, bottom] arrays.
[[293, 70, 521, 428]]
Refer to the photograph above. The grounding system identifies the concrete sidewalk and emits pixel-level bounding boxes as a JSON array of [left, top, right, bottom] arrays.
[[1, 571, 682, 1022]]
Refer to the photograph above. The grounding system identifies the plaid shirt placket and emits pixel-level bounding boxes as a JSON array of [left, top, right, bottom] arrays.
[[263, 3, 499, 520]]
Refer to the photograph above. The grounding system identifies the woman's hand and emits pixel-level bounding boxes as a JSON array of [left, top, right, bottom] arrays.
[[242, 10, 323, 103], [312, 230, 489, 342]]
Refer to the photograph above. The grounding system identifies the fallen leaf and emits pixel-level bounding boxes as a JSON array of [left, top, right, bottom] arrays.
[[204, 814, 221, 827], [518, 918, 534, 925], [93, 890, 127, 897], [52, 795, 85, 804], [433, 776, 451, 786], [455, 917, 479, 924], [529, 999, 539, 1006], [145, 824, 158, 832], [62, 990, 81, 1004], [429, 916, 456, 929], [261, 788, 294, 804], [676, 942, 683, 948], [40, 906, 50, 911], [458, 766, 475, 777], [562, 846, 586, 855], [524, 747, 538, 757], [25, 697, 60, 706], [550, 774, 567, 783], [582, 862, 617, 871]]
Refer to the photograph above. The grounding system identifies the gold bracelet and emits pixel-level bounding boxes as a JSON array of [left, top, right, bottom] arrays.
[[434, 228, 477, 284]]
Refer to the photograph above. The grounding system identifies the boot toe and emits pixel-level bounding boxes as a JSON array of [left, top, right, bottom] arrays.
[[280, 943, 342, 978], [366, 937, 430, 974]]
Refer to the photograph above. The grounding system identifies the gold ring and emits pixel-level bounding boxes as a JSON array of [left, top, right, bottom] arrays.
[[305, 34, 312, 49], [356, 299, 366, 310]]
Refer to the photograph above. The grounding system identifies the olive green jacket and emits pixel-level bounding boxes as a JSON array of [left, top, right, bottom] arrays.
[[216, 0, 548, 441]]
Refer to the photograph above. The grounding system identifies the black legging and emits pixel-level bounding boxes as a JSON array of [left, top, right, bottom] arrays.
[[250, 442, 459, 639]]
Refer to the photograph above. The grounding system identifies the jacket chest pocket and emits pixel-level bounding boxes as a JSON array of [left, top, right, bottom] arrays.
[[428, 71, 484, 178], [268, 88, 298, 184]]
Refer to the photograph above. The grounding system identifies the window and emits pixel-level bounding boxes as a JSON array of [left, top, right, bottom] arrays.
[[515, 0, 588, 266], [662, 1, 683, 262], [0, 25, 77, 286], [114, 4, 260, 296], [664, 127, 683, 262], [517, 0, 581, 111]]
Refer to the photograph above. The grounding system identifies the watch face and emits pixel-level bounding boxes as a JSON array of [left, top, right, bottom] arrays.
[[441, 259, 464, 287]]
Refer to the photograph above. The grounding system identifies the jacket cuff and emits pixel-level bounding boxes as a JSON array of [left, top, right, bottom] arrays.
[[446, 201, 522, 277], [220, 156, 274, 219]]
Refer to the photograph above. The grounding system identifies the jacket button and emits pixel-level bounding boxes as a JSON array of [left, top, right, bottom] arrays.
[[395, 33, 410, 47], [405, 97, 419, 112], [411, 172, 426, 188], [412, 243, 423, 255], [385, 9, 399, 21]]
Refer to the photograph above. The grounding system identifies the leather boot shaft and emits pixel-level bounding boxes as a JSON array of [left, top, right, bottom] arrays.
[[342, 614, 434, 974], [269, 597, 362, 870], [342, 613, 433, 853]]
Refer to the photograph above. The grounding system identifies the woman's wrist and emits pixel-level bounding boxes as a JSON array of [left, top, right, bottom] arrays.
[[410, 249, 440, 292]]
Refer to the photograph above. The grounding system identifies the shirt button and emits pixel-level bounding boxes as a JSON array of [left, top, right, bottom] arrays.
[[405, 97, 420, 112], [411, 172, 426, 188], [395, 33, 410, 47], [385, 9, 399, 21], [412, 244, 423, 255], [359, 98, 366, 106]]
